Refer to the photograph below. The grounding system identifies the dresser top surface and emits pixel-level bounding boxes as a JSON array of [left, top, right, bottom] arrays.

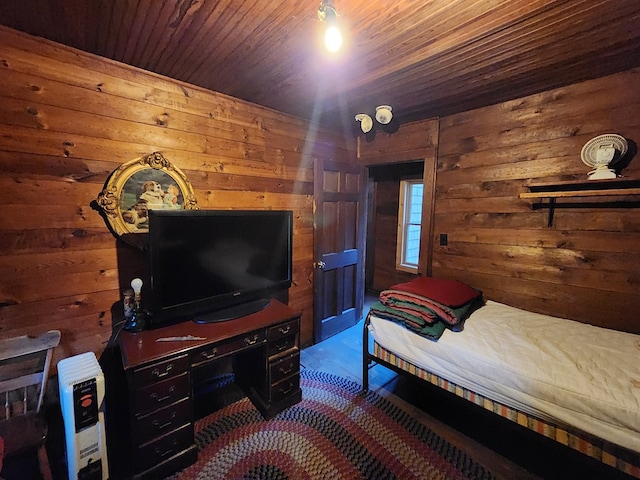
[[119, 299, 299, 369]]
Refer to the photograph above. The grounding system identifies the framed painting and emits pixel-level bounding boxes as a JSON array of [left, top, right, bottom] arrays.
[[97, 152, 198, 245]]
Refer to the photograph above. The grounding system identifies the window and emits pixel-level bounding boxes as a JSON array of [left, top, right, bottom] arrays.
[[396, 179, 423, 273]]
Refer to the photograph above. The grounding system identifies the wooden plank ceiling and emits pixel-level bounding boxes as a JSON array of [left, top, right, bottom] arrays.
[[1, 0, 639, 131]]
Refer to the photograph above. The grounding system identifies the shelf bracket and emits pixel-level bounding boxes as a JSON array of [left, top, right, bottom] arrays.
[[547, 198, 556, 227], [531, 197, 557, 226]]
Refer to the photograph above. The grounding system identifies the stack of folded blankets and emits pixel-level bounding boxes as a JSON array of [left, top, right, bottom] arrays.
[[370, 276, 484, 341]]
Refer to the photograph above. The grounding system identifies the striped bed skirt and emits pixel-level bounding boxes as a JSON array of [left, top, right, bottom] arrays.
[[371, 341, 640, 479]]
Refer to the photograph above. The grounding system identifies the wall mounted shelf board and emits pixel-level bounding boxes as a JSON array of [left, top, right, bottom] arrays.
[[520, 178, 640, 226]]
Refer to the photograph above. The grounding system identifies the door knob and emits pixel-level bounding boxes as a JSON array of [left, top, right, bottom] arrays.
[[315, 261, 326, 270]]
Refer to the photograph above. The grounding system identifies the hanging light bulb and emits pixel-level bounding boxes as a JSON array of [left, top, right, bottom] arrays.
[[325, 25, 342, 52], [318, 1, 342, 52]]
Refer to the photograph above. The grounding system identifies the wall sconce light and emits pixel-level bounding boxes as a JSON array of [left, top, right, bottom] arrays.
[[318, 1, 342, 52], [375, 105, 393, 125], [355, 113, 373, 133]]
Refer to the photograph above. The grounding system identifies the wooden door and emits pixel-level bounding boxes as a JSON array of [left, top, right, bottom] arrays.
[[313, 158, 366, 342]]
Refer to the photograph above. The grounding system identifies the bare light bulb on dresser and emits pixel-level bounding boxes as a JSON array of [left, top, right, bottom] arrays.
[[123, 278, 146, 333]]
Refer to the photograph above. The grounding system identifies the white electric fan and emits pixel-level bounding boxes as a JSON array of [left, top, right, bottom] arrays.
[[580, 134, 628, 180]]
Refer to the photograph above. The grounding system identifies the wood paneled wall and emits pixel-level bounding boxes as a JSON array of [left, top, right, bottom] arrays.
[[0, 26, 352, 363], [357, 120, 439, 165], [361, 68, 640, 334], [435, 68, 640, 334]]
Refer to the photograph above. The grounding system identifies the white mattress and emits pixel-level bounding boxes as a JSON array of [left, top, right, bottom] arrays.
[[368, 300, 640, 453]]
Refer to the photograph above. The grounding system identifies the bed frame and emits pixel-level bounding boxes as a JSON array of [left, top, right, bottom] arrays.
[[362, 312, 640, 479]]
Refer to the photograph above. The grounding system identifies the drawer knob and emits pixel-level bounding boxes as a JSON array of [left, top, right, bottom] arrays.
[[152, 411, 177, 431], [244, 334, 259, 346], [154, 440, 178, 459], [279, 382, 295, 396], [278, 325, 291, 335], [201, 348, 218, 360], [276, 342, 289, 352], [152, 364, 173, 378], [150, 386, 176, 403], [278, 363, 294, 375], [152, 419, 172, 431]]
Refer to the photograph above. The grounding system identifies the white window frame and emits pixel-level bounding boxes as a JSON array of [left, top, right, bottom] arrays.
[[396, 179, 423, 273]]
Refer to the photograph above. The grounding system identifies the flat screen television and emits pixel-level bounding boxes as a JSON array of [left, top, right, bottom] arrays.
[[147, 209, 293, 326]]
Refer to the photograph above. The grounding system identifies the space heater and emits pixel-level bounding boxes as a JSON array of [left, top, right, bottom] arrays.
[[58, 352, 109, 480]]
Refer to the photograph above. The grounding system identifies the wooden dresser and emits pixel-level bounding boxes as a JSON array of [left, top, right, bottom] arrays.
[[112, 299, 302, 479]]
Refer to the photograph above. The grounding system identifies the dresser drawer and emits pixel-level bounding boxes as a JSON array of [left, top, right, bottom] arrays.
[[133, 372, 190, 416], [270, 352, 300, 384], [134, 397, 192, 445], [267, 319, 299, 342], [267, 335, 297, 358], [191, 331, 266, 367], [269, 373, 300, 404], [135, 423, 194, 472], [132, 354, 189, 387]]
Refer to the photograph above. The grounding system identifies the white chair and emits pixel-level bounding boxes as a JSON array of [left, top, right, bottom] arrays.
[[0, 330, 61, 480]]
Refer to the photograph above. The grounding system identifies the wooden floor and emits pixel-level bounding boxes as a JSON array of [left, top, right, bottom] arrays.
[[300, 297, 635, 480]]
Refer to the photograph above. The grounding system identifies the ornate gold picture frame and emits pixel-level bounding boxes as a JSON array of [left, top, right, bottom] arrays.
[[97, 152, 198, 244]]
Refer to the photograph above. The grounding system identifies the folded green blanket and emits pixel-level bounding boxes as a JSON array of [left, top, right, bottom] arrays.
[[379, 277, 484, 326], [380, 291, 484, 326], [369, 301, 447, 341]]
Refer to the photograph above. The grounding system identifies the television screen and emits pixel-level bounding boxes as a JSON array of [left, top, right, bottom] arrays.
[[147, 209, 292, 326]]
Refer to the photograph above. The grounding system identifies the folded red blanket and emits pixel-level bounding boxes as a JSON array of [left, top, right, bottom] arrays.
[[379, 276, 484, 326], [383, 276, 481, 308], [369, 302, 447, 340]]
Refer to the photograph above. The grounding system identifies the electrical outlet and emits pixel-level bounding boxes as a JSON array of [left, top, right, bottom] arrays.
[[439, 233, 448, 246]]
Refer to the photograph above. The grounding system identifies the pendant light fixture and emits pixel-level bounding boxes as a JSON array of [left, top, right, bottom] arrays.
[[318, 1, 342, 52]]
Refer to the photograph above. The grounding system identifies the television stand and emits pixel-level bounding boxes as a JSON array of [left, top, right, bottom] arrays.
[[193, 298, 270, 324]]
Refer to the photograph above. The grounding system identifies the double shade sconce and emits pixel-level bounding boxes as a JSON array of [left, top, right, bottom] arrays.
[[355, 105, 393, 133]]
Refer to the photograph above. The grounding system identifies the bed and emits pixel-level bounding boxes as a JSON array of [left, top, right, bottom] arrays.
[[362, 277, 640, 478]]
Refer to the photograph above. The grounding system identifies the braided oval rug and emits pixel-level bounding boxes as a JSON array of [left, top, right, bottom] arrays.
[[167, 369, 497, 480]]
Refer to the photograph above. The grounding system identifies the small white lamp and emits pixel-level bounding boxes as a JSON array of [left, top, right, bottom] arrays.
[[123, 277, 146, 332], [131, 278, 143, 300]]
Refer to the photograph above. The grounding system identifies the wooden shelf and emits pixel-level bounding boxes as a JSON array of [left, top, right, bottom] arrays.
[[520, 187, 640, 199], [519, 178, 640, 226]]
